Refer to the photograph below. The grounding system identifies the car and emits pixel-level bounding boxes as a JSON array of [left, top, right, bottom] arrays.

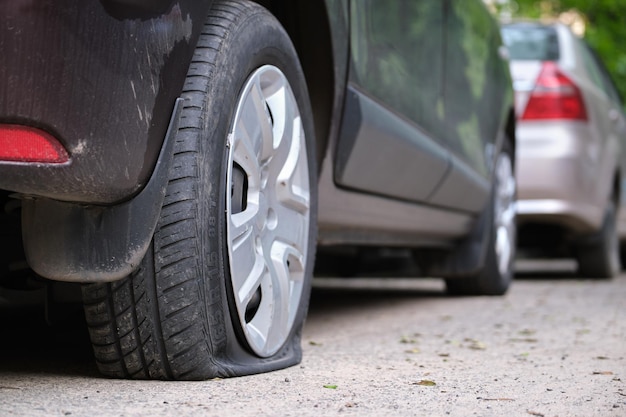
[[501, 21, 626, 278], [0, 0, 515, 380]]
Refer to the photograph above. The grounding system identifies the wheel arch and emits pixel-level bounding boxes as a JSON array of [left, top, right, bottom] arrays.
[[612, 169, 621, 206], [254, 0, 336, 170], [505, 106, 517, 167]]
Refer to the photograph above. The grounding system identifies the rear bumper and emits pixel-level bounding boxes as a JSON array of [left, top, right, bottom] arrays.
[[515, 121, 612, 233], [516, 200, 603, 232], [0, 0, 209, 204]]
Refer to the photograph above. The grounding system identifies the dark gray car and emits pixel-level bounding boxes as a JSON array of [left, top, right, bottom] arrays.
[[0, 0, 515, 380]]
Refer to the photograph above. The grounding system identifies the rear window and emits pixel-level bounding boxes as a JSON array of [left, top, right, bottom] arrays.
[[501, 25, 560, 61]]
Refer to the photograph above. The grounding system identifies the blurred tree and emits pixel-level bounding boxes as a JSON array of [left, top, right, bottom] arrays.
[[500, 0, 626, 106]]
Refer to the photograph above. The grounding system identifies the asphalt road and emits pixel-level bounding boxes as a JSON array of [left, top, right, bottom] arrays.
[[0, 259, 624, 417]]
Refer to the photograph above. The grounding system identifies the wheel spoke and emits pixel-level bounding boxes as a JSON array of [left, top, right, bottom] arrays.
[[243, 79, 276, 163], [229, 222, 265, 306], [263, 78, 295, 192], [229, 204, 259, 249], [245, 240, 304, 353], [267, 241, 304, 347], [232, 121, 261, 189], [275, 117, 310, 214], [273, 202, 309, 250], [263, 71, 288, 151]]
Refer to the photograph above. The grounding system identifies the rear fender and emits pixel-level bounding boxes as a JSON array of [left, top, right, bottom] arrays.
[[21, 99, 183, 282]]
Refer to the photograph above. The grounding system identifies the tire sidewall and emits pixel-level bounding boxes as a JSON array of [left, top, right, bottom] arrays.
[[196, 7, 316, 364]]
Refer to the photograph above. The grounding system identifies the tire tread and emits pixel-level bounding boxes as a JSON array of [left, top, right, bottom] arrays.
[[82, 0, 309, 380]]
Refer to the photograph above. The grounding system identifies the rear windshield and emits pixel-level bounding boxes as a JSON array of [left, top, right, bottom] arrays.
[[501, 25, 560, 61]]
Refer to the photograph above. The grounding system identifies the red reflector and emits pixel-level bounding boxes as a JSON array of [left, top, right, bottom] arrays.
[[521, 62, 588, 121], [0, 125, 69, 163]]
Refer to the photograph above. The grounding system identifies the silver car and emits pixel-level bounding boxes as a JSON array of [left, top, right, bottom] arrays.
[[501, 22, 626, 277]]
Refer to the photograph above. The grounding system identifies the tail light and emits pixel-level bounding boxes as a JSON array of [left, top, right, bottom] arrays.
[[0, 125, 69, 163], [521, 61, 588, 121]]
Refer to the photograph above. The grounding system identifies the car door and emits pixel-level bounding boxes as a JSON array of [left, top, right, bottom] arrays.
[[426, 0, 511, 212], [333, 0, 450, 204]]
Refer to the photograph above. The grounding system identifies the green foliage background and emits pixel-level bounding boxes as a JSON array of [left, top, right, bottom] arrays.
[[503, 0, 626, 106]]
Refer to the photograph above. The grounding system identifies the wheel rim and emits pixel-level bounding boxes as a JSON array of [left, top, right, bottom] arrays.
[[494, 152, 516, 277], [226, 65, 310, 357]]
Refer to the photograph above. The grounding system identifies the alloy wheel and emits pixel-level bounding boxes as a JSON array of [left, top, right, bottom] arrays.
[[226, 65, 311, 357], [494, 152, 516, 277]]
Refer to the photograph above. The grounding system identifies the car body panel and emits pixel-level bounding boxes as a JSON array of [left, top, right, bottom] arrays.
[[333, 86, 451, 204], [428, 152, 491, 212], [0, 0, 212, 204], [335, 0, 449, 203], [22, 99, 184, 282], [515, 121, 614, 232], [317, 149, 474, 247]]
